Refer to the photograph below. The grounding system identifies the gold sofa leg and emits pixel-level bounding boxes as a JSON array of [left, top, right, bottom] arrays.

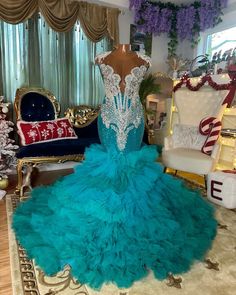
[[15, 159, 24, 196], [204, 175, 208, 189]]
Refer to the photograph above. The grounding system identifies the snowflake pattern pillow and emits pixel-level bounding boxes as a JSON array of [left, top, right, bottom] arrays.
[[172, 124, 206, 150], [17, 118, 78, 146]]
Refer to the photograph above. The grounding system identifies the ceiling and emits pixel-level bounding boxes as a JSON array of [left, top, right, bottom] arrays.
[[97, 0, 235, 9], [97, 0, 194, 8], [160, 0, 192, 3]]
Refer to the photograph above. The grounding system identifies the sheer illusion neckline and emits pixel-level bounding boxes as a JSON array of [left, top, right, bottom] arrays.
[[99, 63, 148, 100], [95, 50, 151, 62], [95, 51, 151, 91], [105, 64, 147, 91]]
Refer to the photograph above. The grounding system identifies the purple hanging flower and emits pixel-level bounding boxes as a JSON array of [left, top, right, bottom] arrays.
[[129, 0, 229, 56], [201, 0, 216, 8], [147, 6, 161, 35], [135, 5, 172, 36], [199, 0, 224, 31], [220, 0, 228, 8], [177, 6, 196, 40], [134, 8, 143, 24], [201, 0, 228, 8], [136, 2, 160, 34], [129, 0, 144, 10], [199, 7, 221, 31], [158, 8, 172, 34]]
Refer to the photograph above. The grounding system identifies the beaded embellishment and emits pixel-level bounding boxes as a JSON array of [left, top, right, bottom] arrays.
[[98, 63, 148, 151]]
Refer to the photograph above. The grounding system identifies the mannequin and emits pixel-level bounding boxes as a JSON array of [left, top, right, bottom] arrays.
[[13, 43, 217, 291], [95, 44, 151, 152], [96, 44, 150, 93]]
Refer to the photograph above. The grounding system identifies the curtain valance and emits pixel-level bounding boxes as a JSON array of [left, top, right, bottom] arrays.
[[0, 0, 120, 44]]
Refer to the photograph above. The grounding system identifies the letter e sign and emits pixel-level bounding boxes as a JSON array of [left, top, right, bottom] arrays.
[[211, 180, 223, 201]]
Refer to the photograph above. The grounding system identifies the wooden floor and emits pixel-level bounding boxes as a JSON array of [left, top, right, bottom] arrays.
[[0, 169, 73, 295]]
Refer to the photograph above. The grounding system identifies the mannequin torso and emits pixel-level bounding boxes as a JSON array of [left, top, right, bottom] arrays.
[[95, 44, 151, 152], [96, 44, 150, 93]]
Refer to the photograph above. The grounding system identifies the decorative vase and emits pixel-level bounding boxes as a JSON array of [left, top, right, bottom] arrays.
[[0, 177, 9, 189]]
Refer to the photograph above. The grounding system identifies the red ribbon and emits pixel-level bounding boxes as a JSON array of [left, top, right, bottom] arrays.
[[222, 170, 236, 174]]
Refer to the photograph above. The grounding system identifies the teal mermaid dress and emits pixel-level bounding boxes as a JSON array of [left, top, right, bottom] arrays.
[[13, 53, 217, 290]]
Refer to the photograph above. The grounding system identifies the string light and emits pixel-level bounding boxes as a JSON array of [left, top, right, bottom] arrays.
[[233, 140, 236, 169], [224, 108, 236, 115]]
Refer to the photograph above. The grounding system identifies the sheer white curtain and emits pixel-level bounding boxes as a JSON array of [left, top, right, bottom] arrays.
[[0, 14, 111, 113], [0, 22, 28, 103]]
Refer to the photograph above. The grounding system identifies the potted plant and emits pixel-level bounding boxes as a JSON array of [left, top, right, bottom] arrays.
[[139, 73, 161, 138], [166, 55, 190, 79], [139, 73, 161, 107]]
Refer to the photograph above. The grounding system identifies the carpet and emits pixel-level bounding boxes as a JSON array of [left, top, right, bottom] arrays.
[[6, 184, 236, 295]]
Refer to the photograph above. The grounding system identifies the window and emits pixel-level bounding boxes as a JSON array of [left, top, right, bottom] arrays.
[[206, 26, 236, 59], [0, 14, 112, 112]]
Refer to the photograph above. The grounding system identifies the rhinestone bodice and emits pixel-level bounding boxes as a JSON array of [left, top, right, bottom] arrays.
[[96, 52, 151, 153]]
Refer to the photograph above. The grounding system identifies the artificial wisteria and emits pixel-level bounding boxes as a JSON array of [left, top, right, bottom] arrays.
[[129, 0, 228, 56], [177, 6, 196, 41]]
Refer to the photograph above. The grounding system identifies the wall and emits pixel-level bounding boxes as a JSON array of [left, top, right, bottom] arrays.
[[151, 0, 236, 70], [118, 8, 170, 74], [96, 0, 236, 73], [88, 0, 170, 73]]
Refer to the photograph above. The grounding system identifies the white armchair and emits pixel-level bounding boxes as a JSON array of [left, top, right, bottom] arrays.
[[162, 74, 236, 182], [163, 136, 221, 175]]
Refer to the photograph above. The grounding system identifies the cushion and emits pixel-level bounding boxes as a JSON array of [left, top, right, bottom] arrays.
[[199, 117, 222, 155], [172, 124, 206, 150], [16, 138, 101, 158], [162, 148, 215, 175], [74, 119, 99, 138], [17, 118, 77, 146]]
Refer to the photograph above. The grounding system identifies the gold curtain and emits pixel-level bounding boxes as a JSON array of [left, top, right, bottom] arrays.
[[0, 0, 120, 44]]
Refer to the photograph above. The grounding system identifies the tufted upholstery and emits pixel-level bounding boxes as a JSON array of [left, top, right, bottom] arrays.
[[174, 88, 228, 126], [20, 92, 56, 121]]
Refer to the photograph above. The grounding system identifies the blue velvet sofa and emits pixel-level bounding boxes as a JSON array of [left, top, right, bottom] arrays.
[[14, 88, 101, 197], [14, 87, 150, 198]]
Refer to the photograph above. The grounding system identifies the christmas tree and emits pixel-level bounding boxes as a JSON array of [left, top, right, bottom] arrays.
[[0, 96, 18, 180]]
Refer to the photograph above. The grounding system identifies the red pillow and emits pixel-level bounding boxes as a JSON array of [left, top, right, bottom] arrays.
[[17, 118, 78, 146], [199, 116, 222, 155]]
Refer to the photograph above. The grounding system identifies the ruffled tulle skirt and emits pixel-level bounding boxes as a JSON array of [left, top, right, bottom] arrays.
[[12, 144, 217, 289]]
